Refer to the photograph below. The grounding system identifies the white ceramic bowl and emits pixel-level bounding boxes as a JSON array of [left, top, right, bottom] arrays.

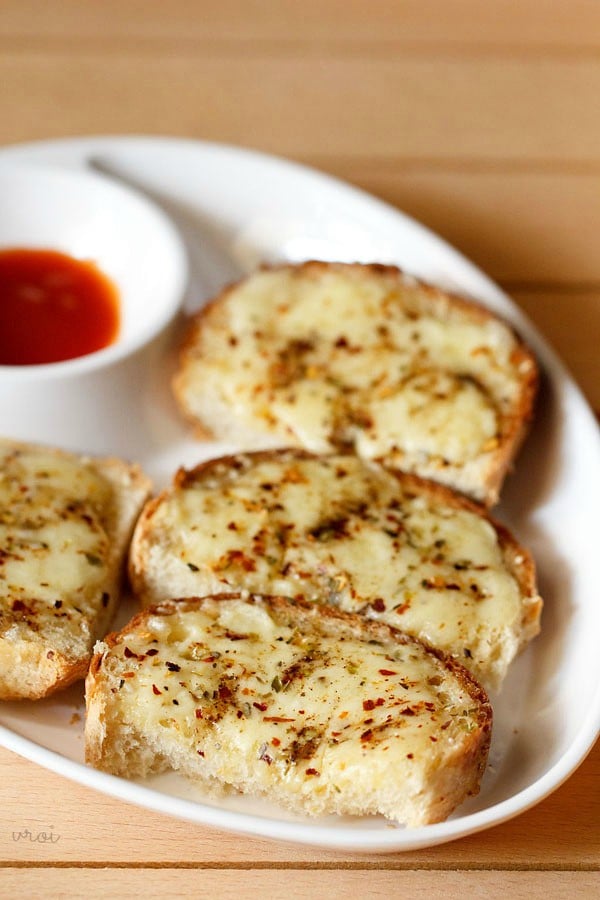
[[0, 162, 188, 380]]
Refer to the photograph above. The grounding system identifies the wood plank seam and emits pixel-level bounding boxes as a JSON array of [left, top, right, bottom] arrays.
[[0, 861, 598, 872], [312, 159, 600, 173], [3, 36, 600, 58], [500, 281, 600, 291]]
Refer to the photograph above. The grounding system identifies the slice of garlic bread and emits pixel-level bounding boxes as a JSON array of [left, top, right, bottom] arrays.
[[129, 451, 542, 691], [173, 262, 538, 505], [0, 438, 151, 699], [85, 593, 492, 827]]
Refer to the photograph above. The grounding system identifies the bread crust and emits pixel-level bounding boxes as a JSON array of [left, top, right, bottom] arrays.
[[0, 438, 151, 700], [85, 593, 492, 826], [173, 261, 538, 506]]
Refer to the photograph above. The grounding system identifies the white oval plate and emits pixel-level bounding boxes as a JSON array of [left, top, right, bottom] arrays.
[[0, 136, 598, 853]]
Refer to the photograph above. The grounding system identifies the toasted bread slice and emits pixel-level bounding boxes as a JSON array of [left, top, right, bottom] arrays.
[[0, 438, 151, 699], [173, 262, 537, 505], [85, 593, 492, 826], [129, 451, 542, 692]]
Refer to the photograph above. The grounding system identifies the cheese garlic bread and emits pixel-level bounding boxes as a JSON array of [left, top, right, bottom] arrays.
[[0, 439, 151, 699], [85, 593, 492, 826], [129, 451, 542, 691], [173, 262, 538, 505]]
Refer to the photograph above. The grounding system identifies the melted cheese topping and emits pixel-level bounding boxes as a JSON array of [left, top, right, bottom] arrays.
[[0, 445, 112, 653], [181, 266, 529, 473], [141, 454, 525, 687], [103, 597, 484, 799]]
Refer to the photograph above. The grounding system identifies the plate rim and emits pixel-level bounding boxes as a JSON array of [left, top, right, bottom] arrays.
[[0, 133, 599, 853]]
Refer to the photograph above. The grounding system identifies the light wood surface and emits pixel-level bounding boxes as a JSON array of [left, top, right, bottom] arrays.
[[0, 2, 598, 896], [1, 739, 598, 868]]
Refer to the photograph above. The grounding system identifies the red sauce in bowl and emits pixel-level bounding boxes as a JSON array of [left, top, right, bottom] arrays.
[[0, 248, 120, 366]]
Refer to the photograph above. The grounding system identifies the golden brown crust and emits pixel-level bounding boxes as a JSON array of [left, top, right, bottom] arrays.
[[84, 655, 107, 768], [173, 261, 539, 506], [0, 646, 88, 701]]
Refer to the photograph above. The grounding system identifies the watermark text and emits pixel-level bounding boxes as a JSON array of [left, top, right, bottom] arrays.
[[11, 826, 60, 844]]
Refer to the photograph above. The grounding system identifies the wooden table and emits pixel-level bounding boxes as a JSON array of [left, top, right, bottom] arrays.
[[0, 2, 598, 896]]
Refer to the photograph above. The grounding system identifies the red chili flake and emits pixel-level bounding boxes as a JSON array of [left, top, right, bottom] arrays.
[[195, 709, 203, 718], [253, 701, 268, 711], [224, 631, 248, 641], [271, 738, 281, 747], [406, 753, 414, 759], [11, 600, 27, 613], [123, 646, 137, 659], [237, 710, 243, 719], [371, 598, 386, 612], [360, 729, 374, 742], [263, 716, 295, 723], [46, 650, 55, 660], [363, 698, 385, 710], [122, 672, 135, 679], [331, 731, 341, 737], [218, 683, 232, 701], [227, 521, 238, 531], [283, 466, 307, 484], [364, 718, 374, 725], [430, 736, 438, 742], [400, 707, 416, 716], [152, 684, 162, 695], [232, 550, 256, 572], [146, 648, 159, 656], [379, 669, 397, 676], [166, 661, 181, 672], [197, 750, 205, 757], [305, 768, 320, 776], [201, 656, 218, 663], [54, 600, 63, 609]]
